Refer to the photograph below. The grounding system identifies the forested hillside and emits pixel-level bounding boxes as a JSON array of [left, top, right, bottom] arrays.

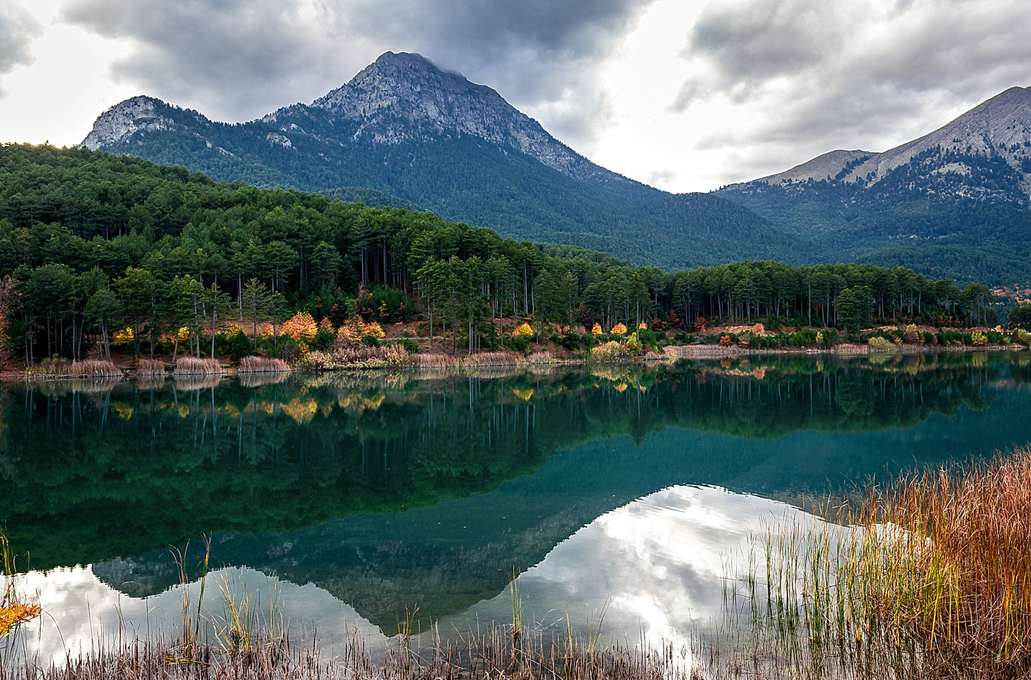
[[0, 144, 1006, 366], [718, 150, 1031, 285], [81, 53, 803, 271]]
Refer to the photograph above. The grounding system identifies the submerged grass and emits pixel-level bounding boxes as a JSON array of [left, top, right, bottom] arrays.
[[702, 444, 1031, 679]]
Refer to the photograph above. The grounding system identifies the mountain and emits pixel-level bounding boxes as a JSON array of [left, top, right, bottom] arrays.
[[716, 87, 1031, 285], [81, 52, 798, 271]]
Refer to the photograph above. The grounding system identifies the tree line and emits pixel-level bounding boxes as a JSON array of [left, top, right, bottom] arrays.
[[0, 143, 1004, 363]]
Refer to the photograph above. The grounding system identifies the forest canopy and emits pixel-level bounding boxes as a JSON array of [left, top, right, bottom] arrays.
[[0, 144, 1006, 365]]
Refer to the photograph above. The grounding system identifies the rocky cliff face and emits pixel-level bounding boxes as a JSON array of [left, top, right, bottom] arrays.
[[81, 96, 180, 150]]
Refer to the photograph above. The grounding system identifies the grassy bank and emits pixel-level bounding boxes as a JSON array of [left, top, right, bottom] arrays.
[[698, 444, 1031, 679]]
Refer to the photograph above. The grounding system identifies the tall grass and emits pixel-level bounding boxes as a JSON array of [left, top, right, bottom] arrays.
[[237, 356, 290, 373], [173, 357, 224, 376], [464, 351, 523, 366], [2, 617, 691, 680], [25, 358, 121, 379], [706, 445, 1031, 679], [136, 359, 166, 377], [299, 346, 412, 370]]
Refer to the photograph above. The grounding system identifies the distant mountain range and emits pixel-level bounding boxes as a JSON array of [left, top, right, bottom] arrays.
[[82, 52, 1031, 284], [716, 87, 1031, 285]]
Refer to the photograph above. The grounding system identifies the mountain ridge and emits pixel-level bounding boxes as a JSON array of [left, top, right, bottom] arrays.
[[733, 86, 1031, 200], [80, 51, 797, 271], [715, 85, 1031, 284]]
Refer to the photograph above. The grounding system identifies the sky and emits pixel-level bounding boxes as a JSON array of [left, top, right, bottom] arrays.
[[1, 0, 1030, 193]]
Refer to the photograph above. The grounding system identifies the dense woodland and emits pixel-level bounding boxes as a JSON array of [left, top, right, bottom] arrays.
[[0, 144, 1013, 365]]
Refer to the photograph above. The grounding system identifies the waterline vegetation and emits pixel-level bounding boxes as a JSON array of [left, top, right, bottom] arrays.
[[700, 444, 1031, 679]]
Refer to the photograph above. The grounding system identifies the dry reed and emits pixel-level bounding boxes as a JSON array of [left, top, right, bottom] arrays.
[[26, 359, 121, 379], [705, 445, 1031, 679], [0, 626, 691, 680], [464, 351, 523, 366], [237, 356, 291, 373], [137, 359, 167, 377], [300, 346, 412, 370], [173, 357, 225, 376]]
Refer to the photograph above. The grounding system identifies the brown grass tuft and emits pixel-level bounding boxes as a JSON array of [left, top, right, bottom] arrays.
[[27, 358, 121, 379], [137, 359, 167, 377], [707, 445, 1031, 679], [237, 356, 291, 373], [174, 357, 225, 376]]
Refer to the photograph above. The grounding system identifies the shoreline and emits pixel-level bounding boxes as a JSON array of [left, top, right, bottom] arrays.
[[3, 341, 1025, 383]]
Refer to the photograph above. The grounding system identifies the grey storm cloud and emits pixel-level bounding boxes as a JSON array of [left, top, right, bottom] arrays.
[[675, 0, 1031, 181], [59, 0, 654, 152], [0, 2, 43, 97]]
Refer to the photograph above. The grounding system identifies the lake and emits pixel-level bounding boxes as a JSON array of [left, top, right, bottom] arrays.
[[3, 352, 1030, 663]]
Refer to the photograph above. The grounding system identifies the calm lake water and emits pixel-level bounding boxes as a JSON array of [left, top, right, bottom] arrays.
[[3, 352, 1031, 663]]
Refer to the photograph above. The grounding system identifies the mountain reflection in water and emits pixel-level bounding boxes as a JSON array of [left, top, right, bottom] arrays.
[[2, 353, 1030, 658]]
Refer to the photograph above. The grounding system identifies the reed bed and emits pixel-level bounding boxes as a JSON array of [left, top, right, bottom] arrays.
[[237, 356, 291, 374], [25, 359, 121, 379], [411, 352, 456, 368], [524, 351, 558, 365], [173, 357, 225, 377], [704, 444, 1031, 679], [136, 359, 167, 377], [0, 627, 691, 680]]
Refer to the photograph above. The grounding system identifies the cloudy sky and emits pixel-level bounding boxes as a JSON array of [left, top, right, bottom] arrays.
[[1, 0, 1030, 192]]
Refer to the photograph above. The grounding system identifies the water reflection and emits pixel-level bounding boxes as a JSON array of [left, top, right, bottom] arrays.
[[2, 354, 1030, 660]]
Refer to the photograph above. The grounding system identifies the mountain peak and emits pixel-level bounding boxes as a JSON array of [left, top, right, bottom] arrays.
[[80, 95, 218, 152], [303, 51, 607, 181], [81, 96, 178, 150]]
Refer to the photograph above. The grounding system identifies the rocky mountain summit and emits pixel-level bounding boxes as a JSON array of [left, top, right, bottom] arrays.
[[309, 52, 604, 182], [82, 96, 181, 149], [84, 52, 622, 188]]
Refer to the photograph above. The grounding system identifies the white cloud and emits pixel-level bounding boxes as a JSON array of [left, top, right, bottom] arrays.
[[2, 0, 1030, 192], [0, 1, 43, 96]]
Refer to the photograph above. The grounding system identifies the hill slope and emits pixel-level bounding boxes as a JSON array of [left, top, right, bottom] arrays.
[[82, 52, 799, 271]]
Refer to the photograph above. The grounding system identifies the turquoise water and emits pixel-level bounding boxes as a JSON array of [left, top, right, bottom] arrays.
[[2, 352, 1030, 660]]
